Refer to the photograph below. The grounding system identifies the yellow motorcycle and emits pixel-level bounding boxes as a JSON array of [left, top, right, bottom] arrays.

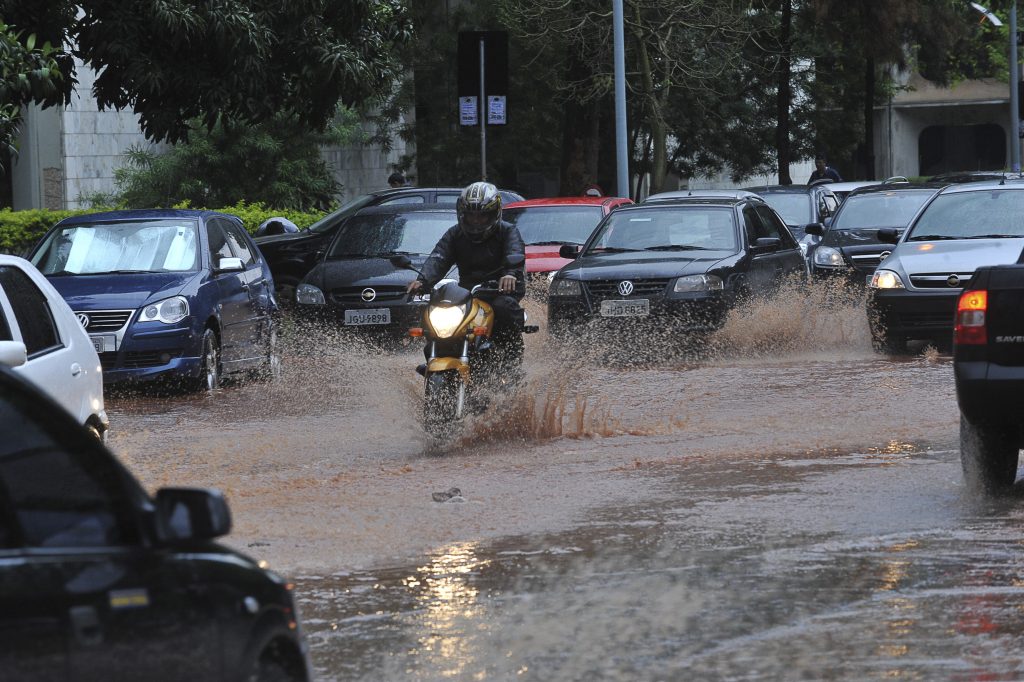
[[391, 255, 535, 437]]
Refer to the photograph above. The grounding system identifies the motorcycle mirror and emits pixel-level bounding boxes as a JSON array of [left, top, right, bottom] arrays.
[[390, 255, 413, 269]]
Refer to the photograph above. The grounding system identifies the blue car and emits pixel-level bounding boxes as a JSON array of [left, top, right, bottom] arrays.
[[28, 209, 278, 389]]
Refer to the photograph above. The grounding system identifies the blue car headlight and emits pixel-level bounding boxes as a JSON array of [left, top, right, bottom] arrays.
[[138, 296, 189, 324]]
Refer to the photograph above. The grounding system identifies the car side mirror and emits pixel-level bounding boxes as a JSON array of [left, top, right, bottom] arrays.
[[877, 228, 900, 244], [0, 341, 27, 368], [804, 223, 825, 237], [559, 244, 582, 259], [754, 237, 781, 250], [155, 487, 232, 544], [216, 256, 244, 272], [390, 255, 413, 269]]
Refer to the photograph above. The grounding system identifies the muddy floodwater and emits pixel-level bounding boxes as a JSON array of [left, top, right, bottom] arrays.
[[103, 286, 1024, 680]]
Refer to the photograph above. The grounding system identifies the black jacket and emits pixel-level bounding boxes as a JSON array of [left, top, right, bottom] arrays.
[[419, 221, 526, 297]]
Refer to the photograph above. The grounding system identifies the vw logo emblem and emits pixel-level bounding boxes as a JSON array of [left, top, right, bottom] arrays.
[[361, 287, 377, 302], [76, 313, 90, 328], [617, 280, 634, 296], [878, 250, 891, 261], [947, 274, 960, 288]]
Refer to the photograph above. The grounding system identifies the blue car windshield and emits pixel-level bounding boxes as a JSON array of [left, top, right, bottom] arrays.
[[833, 190, 933, 230], [328, 212, 456, 258], [33, 220, 200, 274], [585, 207, 737, 253], [907, 189, 1024, 240]]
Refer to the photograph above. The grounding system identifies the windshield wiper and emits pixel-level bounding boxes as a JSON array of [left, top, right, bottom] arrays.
[[962, 234, 1024, 239], [644, 245, 714, 251], [527, 240, 577, 246], [906, 234, 961, 241], [379, 250, 421, 256], [588, 246, 641, 253]]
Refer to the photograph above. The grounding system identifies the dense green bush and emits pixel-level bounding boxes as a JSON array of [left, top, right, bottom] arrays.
[[0, 203, 329, 256]]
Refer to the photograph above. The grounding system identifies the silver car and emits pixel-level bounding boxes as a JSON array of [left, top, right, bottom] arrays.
[[867, 180, 1024, 352]]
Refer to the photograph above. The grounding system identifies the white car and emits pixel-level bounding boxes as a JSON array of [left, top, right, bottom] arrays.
[[0, 255, 107, 437]]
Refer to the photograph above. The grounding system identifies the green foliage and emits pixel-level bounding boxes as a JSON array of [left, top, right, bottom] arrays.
[[0, 0, 411, 148], [0, 22, 66, 160], [0, 204, 328, 256], [109, 110, 362, 211]]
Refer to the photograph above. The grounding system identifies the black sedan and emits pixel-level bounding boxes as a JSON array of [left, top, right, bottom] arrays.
[[0, 363, 311, 681], [255, 186, 522, 307], [548, 196, 805, 335], [295, 205, 457, 335]]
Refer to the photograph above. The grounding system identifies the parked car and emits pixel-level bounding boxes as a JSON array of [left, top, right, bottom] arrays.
[[0, 255, 107, 438], [503, 196, 632, 280], [28, 209, 278, 390], [0, 363, 311, 681], [953, 261, 1024, 491], [867, 180, 1024, 353], [295, 205, 458, 335], [807, 183, 944, 285], [256, 186, 524, 307], [743, 184, 841, 245], [548, 195, 805, 336]]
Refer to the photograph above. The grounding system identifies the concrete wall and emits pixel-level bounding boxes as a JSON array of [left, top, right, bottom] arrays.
[[322, 115, 414, 202]]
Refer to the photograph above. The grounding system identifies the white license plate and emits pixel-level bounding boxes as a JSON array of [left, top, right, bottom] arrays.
[[344, 308, 392, 325], [600, 299, 650, 317], [90, 334, 116, 353]]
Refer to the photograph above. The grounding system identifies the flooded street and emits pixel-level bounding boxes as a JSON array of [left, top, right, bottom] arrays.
[[101, 289, 1024, 679]]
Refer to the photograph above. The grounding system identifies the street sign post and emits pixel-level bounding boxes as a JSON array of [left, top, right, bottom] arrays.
[[458, 31, 508, 180]]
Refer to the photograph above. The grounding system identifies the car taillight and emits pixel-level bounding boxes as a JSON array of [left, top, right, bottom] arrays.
[[955, 289, 987, 345]]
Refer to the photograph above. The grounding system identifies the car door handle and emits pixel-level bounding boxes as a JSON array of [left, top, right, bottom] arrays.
[[70, 605, 103, 646], [70, 362, 82, 377]]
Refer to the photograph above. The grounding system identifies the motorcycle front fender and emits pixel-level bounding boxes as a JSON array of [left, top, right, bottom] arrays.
[[426, 357, 470, 383]]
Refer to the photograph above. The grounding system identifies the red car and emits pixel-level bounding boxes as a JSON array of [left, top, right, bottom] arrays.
[[503, 197, 633, 275]]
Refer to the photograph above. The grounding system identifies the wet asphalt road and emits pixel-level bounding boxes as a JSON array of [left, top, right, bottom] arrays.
[[103, 291, 1024, 680]]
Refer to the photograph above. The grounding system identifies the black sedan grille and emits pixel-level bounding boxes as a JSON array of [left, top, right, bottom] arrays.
[[848, 253, 888, 269], [329, 286, 407, 304], [585, 278, 671, 299], [77, 309, 133, 332]]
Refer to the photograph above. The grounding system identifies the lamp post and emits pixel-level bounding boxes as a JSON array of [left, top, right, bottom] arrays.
[[971, 1, 1020, 171], [613, 0, 628, 197]]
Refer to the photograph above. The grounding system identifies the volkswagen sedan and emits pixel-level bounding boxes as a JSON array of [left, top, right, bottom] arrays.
[[548, 195, 805, 336]]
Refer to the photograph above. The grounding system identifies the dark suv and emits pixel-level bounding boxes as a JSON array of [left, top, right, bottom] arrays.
[[744, 183, 840, 244], [256, 186, 523, 306], [0, 365, 310, 681]]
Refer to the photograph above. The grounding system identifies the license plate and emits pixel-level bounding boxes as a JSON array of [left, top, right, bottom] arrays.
[[90, 334, 116, 353], [344, 308, 392, 325], [600, 299, 650, 317]]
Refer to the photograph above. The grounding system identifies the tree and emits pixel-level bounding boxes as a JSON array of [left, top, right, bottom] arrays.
[[108, 110, 363, 211], [0, 22, 65, 162], [0, 0, 412, 148]]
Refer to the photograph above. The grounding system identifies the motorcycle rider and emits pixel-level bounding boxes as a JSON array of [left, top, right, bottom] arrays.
[[406, 181, 526, 374]]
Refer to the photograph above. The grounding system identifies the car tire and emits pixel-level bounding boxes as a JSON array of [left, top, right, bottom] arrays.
[[241, 628, 306, 682], [258, 323, 282, 381], [960, 414, 1020, 492], [194, 328, 222, 392]]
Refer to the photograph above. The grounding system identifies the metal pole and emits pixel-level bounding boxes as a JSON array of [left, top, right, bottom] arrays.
[[613, 0, 628, 197], [1012, 1, 1020, 172], [479, 38, 487, 180]]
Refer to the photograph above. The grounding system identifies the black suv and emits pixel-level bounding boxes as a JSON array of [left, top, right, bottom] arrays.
[[743, 183, 840, 243], [0, 364, 310, 681], [255, 186, 523, 306]]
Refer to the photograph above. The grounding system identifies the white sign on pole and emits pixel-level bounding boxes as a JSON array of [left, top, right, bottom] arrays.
[[459, 96, 478, 126], [487, 95, 507, 125]]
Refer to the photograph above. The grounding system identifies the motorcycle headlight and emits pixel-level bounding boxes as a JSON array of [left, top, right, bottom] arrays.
[[869, 269, 905, 289], [296, 283, 325, 305], [813, 245, 844, 268], [549, 278, 582, 296], [673, 274, 723, 293], [428, 304, 467, 338], [138, 296, 190, 324]]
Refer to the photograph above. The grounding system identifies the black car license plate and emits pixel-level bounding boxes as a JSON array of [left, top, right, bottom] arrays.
[[599, 299, 650, 317]]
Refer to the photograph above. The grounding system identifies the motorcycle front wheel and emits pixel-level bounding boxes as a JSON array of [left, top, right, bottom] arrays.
[[424, 371, 463, 439]]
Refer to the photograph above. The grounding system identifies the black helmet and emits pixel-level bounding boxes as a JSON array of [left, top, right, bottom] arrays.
[[457, 181, 502, 242]]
